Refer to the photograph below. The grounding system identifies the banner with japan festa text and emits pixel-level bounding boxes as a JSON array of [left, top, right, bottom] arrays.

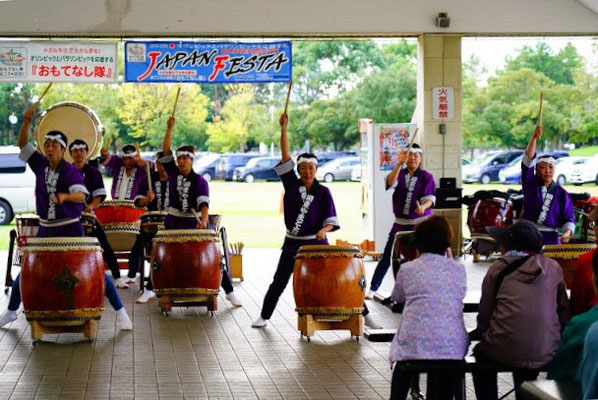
[[125, 41, 292, 83], [0, 41, 117, 83]]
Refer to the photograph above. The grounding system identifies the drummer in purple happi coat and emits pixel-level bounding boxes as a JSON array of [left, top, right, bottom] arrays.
[[0, 106, 132, 330], [100, 143, 147, 200], [367, 143, 436, 299], [522, 125, 575, 245], [157, 117, 243, 307], [252, 113, 340, 328]]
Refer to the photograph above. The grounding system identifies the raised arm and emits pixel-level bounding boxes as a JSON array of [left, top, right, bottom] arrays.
[[100, 138, 111, 160], [163, 117, 175, 155], [18, 107, 36, 149], [525, 125, 542, 160], [386, 151, 407, 188], [279, 113, 290, 163]]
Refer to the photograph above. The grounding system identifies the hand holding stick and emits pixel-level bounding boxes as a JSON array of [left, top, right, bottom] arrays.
[[171, 87, 181, 118], [405, 127, 419, 155], [283, 81, 293, 116], [191, 209, 203, 228]]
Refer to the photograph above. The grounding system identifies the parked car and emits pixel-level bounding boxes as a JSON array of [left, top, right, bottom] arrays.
[[0, 146, 36, 224], [567, 154, 598, 185], [498, 151, 570, 184], [462, 150, 523, 184], [215, 154, 258, 181], [315, 156, 360, 183], [350, 163, 361, 181], [193, 153, 220, 182], [462, 158, 471, 166], [315, 151, 357, 167], [233, 157, 280, 183]]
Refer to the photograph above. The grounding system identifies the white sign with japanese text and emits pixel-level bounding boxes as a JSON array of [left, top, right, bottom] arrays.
[[432, 87, 454, 120], [0, 41, 117, 83]]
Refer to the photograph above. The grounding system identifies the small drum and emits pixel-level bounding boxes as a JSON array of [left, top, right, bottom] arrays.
[[151, 229, 222, 302], [16, 216, 39, 247], [468, 198, 513, 236], [95, 200, 146, 252], [80, 212, 97, 235], [34, 102, 104, 163], [20, 237, 105, 330], [293, 245, 365, 318], [140, 211, 167, 235], [392, 231, 417, 265], [542, 243, 597, 288]]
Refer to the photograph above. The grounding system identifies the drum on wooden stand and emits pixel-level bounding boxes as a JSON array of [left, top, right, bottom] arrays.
[[293, 245, 366, 341], [20, 237, 105, 342], [542, 243, 597, 288], [151, 229, 221, 314], [95, 200, 145, 252], [140, 211, 167, 235]]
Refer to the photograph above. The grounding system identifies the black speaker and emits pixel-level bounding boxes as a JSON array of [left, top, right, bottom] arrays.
[[435, 188, 462, 209], [440, 177, 456, 189]]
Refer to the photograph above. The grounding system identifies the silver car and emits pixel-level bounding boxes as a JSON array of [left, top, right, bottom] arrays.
[[315, 156, 360, 183]]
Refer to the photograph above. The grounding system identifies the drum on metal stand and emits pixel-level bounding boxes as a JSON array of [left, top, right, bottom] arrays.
[[20, 237, 105, 342], [151, 229, 221, 314], [467, 197, 513, 261], [293, 245, 366, 340], [94, 200, 145, 252], [16, 216, 40, 247], [80, 212, 98, 236], [542, 243, 597, 288]]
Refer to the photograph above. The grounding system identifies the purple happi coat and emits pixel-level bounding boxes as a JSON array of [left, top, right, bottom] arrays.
[[80, 164, 107, 204], [102, 154, 146, 200], [135, 170, 170, 212], [159, 154, 209, 230], [521, 154, 576, 245], [275, 159, 340, 253], [388, 166, 436, 235], [19, 143, 87, 237]]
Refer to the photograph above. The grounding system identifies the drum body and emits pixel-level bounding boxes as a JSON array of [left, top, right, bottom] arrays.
[[151, 229, 221, 301], [140, 211, 167, 235], [95, 200, 145, 252], [20, 237, 105, 325], [579, 198, 598, 243], [468, 198, 513, 236], [16, 216, 39, 247], [34, 102, 103, 163], [80, 212, 97, 235], [542, 243, 597, 288], [392, 231, 417, 263], [293, 245, 365, 318]]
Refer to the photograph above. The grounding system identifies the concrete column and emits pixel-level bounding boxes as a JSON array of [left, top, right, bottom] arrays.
[[416, 34, 462, 186]]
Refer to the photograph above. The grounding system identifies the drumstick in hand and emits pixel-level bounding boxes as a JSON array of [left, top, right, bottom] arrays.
[[283, 81, 293, 116], [406, 127, 419, 154], [191, 208, 202, 227], [171, 87, 181, 118], [33, 83, 53, 108]]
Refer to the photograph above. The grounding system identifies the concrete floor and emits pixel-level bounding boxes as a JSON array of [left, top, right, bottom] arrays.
[[0, 248, 521, 399]]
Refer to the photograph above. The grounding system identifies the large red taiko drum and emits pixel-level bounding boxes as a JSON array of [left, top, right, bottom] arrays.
[[293, 245, 365, 318], [21, 237, 105, 325], [151, 229, 222, 302], [94, 200, 145, 252], [542, 243, 597, 289], [468, 198, 513, 236]]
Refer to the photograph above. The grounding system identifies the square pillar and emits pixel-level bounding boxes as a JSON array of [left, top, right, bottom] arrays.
[[416, 34, 463, 186]]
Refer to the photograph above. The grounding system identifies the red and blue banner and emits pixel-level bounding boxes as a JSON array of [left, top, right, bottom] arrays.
[[125, 41, 292, 84]]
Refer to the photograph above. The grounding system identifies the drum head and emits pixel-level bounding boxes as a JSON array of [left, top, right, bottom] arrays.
[[34, 102, 104, 163]]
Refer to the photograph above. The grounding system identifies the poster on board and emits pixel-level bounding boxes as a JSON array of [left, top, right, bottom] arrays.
[[379, 124, 417, 171]]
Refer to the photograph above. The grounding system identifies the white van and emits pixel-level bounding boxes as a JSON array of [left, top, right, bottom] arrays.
[[0, 146, 36, 224]]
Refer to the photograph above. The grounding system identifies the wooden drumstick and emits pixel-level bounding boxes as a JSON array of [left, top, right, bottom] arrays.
[[283, 81, 293, 115], [103, 138, 112, 152], [191, 208, 202, 226], [33, 83, 53, 108], [538, 91, 544, 127], [135, 142, 141, 159], [406, 127, 419, 154], [146, 162, 152, 192], [171, 87, 181, 118]]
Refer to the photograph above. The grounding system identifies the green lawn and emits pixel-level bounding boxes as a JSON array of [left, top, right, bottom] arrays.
[[1, 180, 596, 251], [570, 145, 598, 157]]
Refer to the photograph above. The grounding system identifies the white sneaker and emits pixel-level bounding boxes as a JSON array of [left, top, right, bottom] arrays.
[[135, 290, 156, 304], [365, 290, 376, 300], [125, 276, 136, 284], [364, 314, 383, 329], [115, 278, 129, 289], [0, 310, 17, 328], [225, 292, 243, 307], [251, 317, 268, 328], [116, 308, 132, 331]]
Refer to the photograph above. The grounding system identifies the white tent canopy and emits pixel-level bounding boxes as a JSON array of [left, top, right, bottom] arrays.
[[0, 0, 597, 37]]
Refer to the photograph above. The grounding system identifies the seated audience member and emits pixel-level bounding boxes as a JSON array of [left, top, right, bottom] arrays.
[[570, 207, 598, 316], [471, 219, 570, 400], [579, 321, 598, 399], [548, 249, 598, 381], [389, 216, 468, 400]]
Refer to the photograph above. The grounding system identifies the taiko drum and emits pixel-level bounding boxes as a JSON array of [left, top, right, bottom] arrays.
[[543, 243, 597, 288], [293, 245, 366, 318], [151, 229, 222, 301], [468, 198, 513, 236], [20, 237, 105, 325], [94, 200, 145, 252]]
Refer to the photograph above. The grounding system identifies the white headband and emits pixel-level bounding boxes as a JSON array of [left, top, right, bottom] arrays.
[[176, 150, 195, 159], [44, 134, 66, 148], [297, 156, 318, 166], [69, 143, 88, 151], [122, 150, 137, 157], [537, 156, 556, 166], [408, 148, 423, 154]]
